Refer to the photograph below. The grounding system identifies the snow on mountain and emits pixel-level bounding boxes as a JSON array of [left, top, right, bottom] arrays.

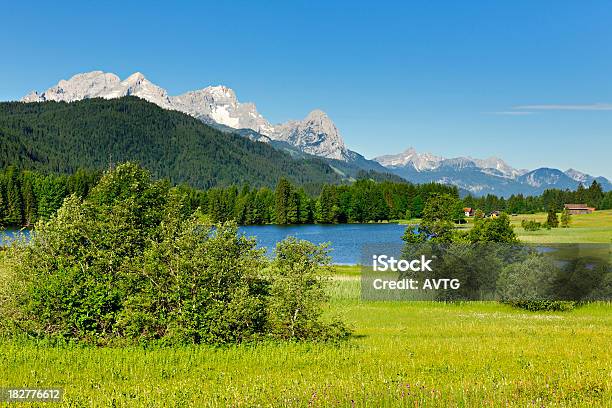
[[171, 86, 275, 134], [374, 148, 524, 178], [374, 147, 612, 196], [470, 157, 527, 179], [20, 71, 611, 196], [23, 71, 174, 109], [517, 168, 579, 190], [21, 71, 350, 160], [565, 168, 590, 183], [374, 147, 443, 171], [438, 157, 478, 171], [564, 168, 612, 190], [272, 109, 350, 161]]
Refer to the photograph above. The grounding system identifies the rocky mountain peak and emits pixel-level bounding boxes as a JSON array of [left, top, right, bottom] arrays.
[[374, 147, 442, 171], [565, 168, 588, 182], [125, 71, 145, 82], [272, 109, 349, 161], [20, 70, 353, 161], [305, 109, 328, 119], [22, 71, 122, 102], [205, 85, 237, 100]]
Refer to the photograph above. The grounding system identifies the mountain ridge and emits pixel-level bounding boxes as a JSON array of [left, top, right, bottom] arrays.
[[0, 97, 347, 190], [374, 147, 611, 196], [20, 70, 611, 197], [22, 71, 354, 161]]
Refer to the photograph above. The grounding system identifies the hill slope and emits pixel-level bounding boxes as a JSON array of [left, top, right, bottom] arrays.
[[0, 97, 343, 189]]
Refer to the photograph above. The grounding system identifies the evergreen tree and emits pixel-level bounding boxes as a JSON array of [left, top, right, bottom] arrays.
[[0, 178, 7, 225], [297, 188, 313, 224], [5, 167, 23, 225], [545, 208, 559, 228], [35, 175, 67, 220], [21, 175, 37, 226], [586, 180, 604, 207], [286, 190, 300, 224], [316, 185, 338, 223], [411, 195, 424, 218], [560, 207, 571, 228], [275, 178, 292, 225]]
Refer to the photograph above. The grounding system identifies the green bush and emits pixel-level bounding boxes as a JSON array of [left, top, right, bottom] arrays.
[[521, 219, 542, 231], [1, 163, 348, 345], [266, 238, 350, 341], [504, 300, 578, 312]]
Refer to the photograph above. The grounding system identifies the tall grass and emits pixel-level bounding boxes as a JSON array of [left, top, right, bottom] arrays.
[[1, 269, 610, 406]]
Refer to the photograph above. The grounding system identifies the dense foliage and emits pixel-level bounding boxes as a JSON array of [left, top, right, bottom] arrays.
[[0, 97, 342, 189], [463, 180, 612, 213], [0, 166, 100, 226], [401, 195, 610, 309], [0, 163, 348, 344], [0, 166, 458, 227], [3, 162, 608, 229]]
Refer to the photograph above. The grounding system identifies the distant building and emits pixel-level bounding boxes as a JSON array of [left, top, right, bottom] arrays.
[[489, 210, 501, 218], [564, 204, 596, 215], [463, 207, 474, 217]]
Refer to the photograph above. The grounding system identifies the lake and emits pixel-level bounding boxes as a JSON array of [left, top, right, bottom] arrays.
[[1, 223, 410, 265]]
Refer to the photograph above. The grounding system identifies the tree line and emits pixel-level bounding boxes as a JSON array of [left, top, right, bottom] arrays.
[[1, 165, 610, 228], [0, 166, 101, 227], [462, 180, 612, 214]]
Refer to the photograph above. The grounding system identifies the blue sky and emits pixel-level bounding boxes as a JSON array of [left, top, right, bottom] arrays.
[[2, 1, 612, 178]]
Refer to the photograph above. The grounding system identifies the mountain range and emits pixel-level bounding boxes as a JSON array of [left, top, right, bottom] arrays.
[[21, 71, 611, 196], [373, 148, 612, 196], [0, 97, 346, 190]]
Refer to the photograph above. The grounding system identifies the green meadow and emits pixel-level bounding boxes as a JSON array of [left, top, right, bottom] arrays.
[[402, 209, 612, 244], [1, 210, 610, 407], [512, 210, 612, 244], [1, 262, 611, 407]]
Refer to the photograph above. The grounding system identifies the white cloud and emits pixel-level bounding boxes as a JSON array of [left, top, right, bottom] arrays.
[[486, 111, 533, 115], [513, 103, 612, 111]]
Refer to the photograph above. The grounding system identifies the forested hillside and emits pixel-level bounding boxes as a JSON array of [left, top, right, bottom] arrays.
[[0, 97, 343, 189]]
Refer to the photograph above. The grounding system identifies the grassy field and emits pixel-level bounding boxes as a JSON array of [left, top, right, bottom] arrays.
[[1, 212, 610, 406], [401, 209, 612, 243], [1, 263, 610, 407], [511, 210, 612, 244]]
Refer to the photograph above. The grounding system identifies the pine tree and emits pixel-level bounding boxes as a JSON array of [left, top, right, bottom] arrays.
[[0, 182, 7, 226], [275, 178, 292, 225], [287, 190, 300, 224], [316, 185, 338, 223], [560, 207, 571, 228], [545, 208, 559, 228], [5, 167, 23, 225], [22, 175, 38, 226], [411, 195, 424, 218]]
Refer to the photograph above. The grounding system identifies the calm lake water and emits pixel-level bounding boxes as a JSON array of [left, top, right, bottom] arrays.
[[1, 223, 409, 265]]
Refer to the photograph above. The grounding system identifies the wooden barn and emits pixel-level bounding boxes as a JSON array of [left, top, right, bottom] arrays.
[[563, 204, 596, 215]]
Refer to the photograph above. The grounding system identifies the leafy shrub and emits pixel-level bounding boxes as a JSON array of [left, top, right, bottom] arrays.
[[521, 219, 542, 231], [496, 252, 610, 311], [266, 238, 350, 341], [0, 163, 348, 345], [468, 213, 518, 243], [503, 300, 578, 312], [497, 254, 558, 309]]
